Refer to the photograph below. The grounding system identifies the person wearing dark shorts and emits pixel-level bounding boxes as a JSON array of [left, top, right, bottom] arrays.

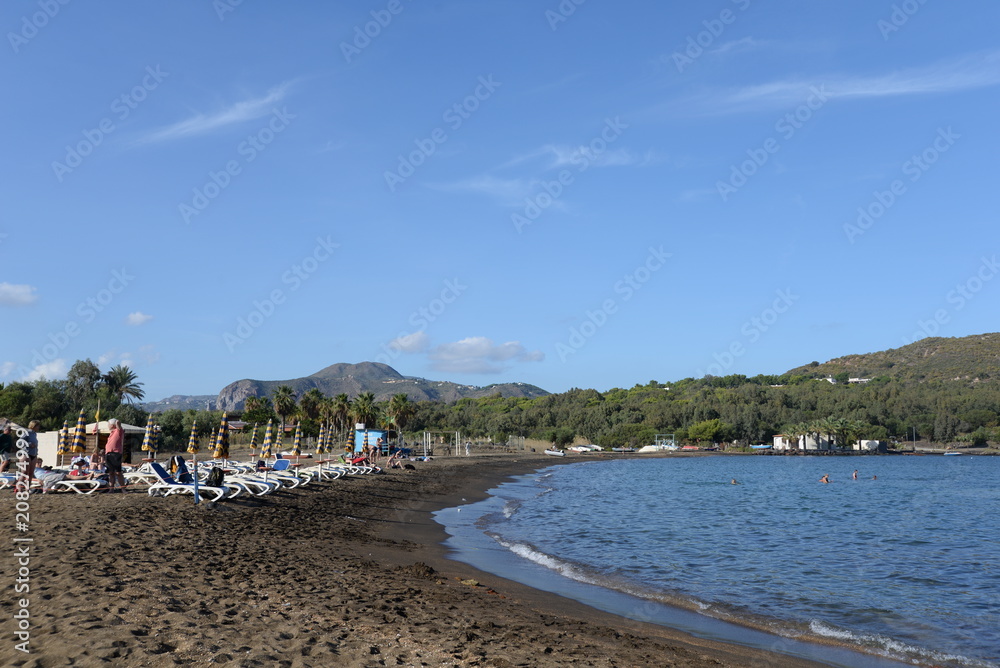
[[105, 419, 126, 492]]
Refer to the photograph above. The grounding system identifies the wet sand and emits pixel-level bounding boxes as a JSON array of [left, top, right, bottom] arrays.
[[1, 453, 824, 667]]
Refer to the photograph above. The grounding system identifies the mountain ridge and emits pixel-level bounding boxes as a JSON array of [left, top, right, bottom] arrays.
[[142, 362, 548, 413]]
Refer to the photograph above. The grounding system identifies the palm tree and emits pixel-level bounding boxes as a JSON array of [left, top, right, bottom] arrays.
[[387, 393, 415, 442], [318, 396, 336, 436], [351, 392, 379, 429], [101, 364, 145, 404], [272, 386, 297, 434], [299, 388, 324, 423], [332, 393, 351, 442]]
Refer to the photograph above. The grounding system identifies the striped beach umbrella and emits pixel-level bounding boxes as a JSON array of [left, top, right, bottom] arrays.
[[71, 408, 87, 454], [142, 414, 155, 453], [149, 421, 159, 458], [260, 419, 274, 460], [213, 412, 230, 460], [315, 423, 326, 456], [57, 420, 69, 458], [292, 423, 302, 457], [248, 423, 259, 459], [187, 420, 199, 454], [274, 423, 284, 456]]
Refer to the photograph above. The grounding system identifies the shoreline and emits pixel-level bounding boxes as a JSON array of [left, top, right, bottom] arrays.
[[0, 452, 845, 666], [365, 453, 835, 667]]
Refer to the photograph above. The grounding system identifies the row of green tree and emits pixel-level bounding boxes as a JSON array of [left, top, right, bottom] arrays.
[[0, 360, 147, 430], [3, 362, 999, 450]]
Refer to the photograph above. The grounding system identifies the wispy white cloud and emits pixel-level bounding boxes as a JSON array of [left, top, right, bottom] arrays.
[[0, 361, 16, 377], [0, 283, 37, 306], [22, 359, 68, 382], [427, 337, 544, 374], [125, 311, 153, 326], [668, 49, 1000, 116], [136, 82, 292, 144], [501, 144, 646, 171], [387, 331, 430, 354], [709, 36, 764, 57], [430, 175, 540, 206]]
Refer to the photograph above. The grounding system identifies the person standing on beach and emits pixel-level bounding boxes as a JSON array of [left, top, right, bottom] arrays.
[[0, 424, 12, 472], [24, 421, 40, 484], [105, 419, 126, 492]]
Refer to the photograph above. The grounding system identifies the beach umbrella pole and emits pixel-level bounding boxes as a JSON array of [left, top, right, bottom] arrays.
[[192, 452, 200, 505]]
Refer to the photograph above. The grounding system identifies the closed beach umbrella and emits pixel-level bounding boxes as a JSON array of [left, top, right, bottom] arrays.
[[142, 414, 155, 453], [292, 423, 302, 457], [316, 423, 326, 456], [248, 423, 259, 459], [213, 412, 230, 460], [187, 420, 199, 454], [71, 408, 87, 454], [149, 422, 158, 458], [260, 419, 274, 460], [57, 420, 69, 456], [274, 424, 284, 456]]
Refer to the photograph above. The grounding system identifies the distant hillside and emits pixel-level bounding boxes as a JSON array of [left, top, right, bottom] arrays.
[[141, 394, 217, 412], [214, 361, 548, 412], [785, 333, 1000, 383]]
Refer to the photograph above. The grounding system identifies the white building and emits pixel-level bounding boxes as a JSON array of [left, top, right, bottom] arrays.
[[773, 434, 836, 451]]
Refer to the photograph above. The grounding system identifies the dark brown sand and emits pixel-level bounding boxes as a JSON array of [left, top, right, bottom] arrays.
[[1, 454, 824, 667]]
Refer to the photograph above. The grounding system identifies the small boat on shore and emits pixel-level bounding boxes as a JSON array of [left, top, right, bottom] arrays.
[[750, 444, 772, 450], [544, 449, 566, 457], [943, 451, 962, 456], [611, 447, 635, 453]]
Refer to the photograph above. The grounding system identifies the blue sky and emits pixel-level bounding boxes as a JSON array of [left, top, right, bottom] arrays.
[[3, 1, 999, 402]]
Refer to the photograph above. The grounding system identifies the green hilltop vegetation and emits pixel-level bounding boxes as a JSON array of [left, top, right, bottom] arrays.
[[785, 332, 1000, 383], [2, 334, 999, 450]]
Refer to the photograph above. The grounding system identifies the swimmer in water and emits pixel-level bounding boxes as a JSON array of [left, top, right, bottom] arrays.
[[731, 479, 739, 485], [820, 474, 830, 483], [852, 469, 858, 480]]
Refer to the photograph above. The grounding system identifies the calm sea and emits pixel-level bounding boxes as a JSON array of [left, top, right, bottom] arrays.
[[435, 455, 999, 668]]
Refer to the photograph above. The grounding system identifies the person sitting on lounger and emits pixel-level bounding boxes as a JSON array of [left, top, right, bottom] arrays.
[[33, 458, 67, 493]]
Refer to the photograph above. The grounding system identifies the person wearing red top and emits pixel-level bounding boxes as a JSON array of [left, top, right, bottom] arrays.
[[104, 419, 126, 492]]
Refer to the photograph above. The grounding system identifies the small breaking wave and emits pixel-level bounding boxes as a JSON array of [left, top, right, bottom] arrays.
[[809, 620, 998, 668]]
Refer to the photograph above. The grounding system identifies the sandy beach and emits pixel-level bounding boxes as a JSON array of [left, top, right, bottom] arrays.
[[1, 453, 824, 667]]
